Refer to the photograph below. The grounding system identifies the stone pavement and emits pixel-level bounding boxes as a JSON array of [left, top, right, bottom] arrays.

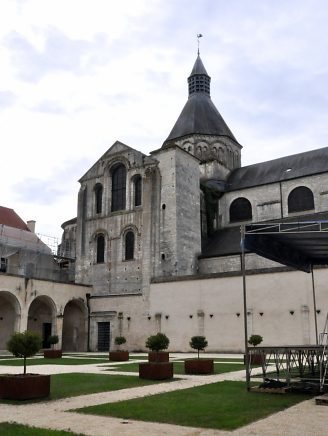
[[0, 353, 327, 435]]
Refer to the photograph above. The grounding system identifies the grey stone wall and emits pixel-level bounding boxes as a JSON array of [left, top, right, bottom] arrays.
[[153, 146, 201, 277]]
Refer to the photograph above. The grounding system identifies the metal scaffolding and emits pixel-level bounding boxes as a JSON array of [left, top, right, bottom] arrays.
[[241, 221, 328, 392]]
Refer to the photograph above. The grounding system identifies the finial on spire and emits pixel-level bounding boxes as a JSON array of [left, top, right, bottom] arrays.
[[197, 34, 203, 56]]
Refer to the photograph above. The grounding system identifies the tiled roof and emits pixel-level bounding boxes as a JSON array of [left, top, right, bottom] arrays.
[[0, 206, 29, 231], [227, 146, 328, 191]]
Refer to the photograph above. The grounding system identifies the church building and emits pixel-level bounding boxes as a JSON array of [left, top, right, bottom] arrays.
[[1, 53, 328, 353], [59, 53, 328, 352]]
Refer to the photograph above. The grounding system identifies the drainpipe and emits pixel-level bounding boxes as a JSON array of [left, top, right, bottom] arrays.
[[86, 293, 91, 352]]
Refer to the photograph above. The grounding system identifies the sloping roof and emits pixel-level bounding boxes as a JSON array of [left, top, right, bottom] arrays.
[[190, 55, 208, 75], [0, 206, 29, 231], [227, 147, 328, 191], [163, 93, 237, 144], [163, 55, 237, 146], [201, 227, 241, 258]]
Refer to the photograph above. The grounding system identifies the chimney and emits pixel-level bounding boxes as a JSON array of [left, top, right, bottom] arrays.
[[27, 220, 36, 233]]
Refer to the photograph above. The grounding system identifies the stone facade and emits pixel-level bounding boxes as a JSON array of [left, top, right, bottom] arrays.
[[56, 54, 328, 352], [2, 53, 328, 353]]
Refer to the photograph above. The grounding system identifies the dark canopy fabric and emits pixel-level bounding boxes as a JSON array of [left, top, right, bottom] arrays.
[[244, 221, 328, 273]]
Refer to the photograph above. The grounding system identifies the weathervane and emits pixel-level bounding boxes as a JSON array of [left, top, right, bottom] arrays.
[[197, 33, 203, 55]]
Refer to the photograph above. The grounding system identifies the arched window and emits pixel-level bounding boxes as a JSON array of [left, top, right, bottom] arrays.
[[288, 186, 314, 213], [111, 164, 126, 212], [229, 197, 252, 223], [134, 175, 142, 207], [96, 234, 105, 263], [94, 183, 103, 214], [125, 231, 135, 260]]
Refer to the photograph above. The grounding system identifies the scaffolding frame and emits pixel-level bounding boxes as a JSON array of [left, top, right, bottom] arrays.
[[241, 221, 328, 391]]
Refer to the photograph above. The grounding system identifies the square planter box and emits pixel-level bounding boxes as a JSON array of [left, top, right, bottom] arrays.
[[0, 374, 51, 400], [184, 358, 214, 375], [109, 351, 129, 361], [139, 362, 173, 380], [244, 353, 265, 365], [148, 351, 169, 362], [44, 349, 62, 358]]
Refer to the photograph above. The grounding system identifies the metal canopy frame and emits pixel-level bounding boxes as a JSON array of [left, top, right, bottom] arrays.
[[241, 221, 328, 391]]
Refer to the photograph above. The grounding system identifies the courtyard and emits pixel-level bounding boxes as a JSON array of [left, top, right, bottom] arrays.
[[0, 352, 327, 435]]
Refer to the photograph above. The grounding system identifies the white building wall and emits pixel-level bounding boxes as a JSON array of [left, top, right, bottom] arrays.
[[148, 267, 328, 352]]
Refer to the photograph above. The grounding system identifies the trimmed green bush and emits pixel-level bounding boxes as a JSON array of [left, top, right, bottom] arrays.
[[189, 336, 208, 358], [114, 336, 127, 349], [248, 334, 263, 347], [48, 335, 59, 348], [145, 333, 169, 352], [7, 331, 42, 374]]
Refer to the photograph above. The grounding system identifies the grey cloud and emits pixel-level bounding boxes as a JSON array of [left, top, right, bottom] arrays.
[[32, 99, 67, 114], [4, 29, 111, 82], [13, 178, 65, 204]]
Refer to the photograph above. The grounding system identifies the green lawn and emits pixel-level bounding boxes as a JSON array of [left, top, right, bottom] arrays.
[[0, 373, 159, 404], [0, 357, 108, 366], [0, 422, 83, 435], [107, 361, 246, 374], [75, 381, 310, 430]]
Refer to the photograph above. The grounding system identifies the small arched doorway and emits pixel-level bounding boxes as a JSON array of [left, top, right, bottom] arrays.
[[62, 299, 87, 351], [27, 296, 57, 348], [0, 291, 21, 349]]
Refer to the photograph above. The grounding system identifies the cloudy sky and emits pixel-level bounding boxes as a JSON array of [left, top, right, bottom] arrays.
[[1, 0, 327, 241]]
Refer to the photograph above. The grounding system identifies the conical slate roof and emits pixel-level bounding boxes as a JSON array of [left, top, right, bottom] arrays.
[[163, 55, 236, 145]]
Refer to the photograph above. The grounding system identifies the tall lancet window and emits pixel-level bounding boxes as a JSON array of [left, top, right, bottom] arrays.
[[125, 231, 135, 260], [96, 234, 105, 263], [134, 175, 142, 207], [94, 183, 103, 214], [111, 164, 126, 212]]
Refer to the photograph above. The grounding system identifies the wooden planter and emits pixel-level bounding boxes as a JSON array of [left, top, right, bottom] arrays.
[[184, 358, 214, 375], [148, 351, 169, 362], [244, 353, 265, 365], [139, 362, 173, 380], [44, 349, 62, 359], [0, 374, 51, 400], [109, 351, 129, 361]]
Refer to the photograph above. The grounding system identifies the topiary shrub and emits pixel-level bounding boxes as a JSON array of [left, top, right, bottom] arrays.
[[48, 335, 59, 349], [114, 336, 126, 349], [248, 334, 263, 347], [145, 333, 169, 352], [190, 336, 208, 358], [7, 331, 42, 375]]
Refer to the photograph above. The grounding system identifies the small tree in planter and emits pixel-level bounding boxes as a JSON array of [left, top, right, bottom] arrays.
[[246, 334, 264, 365], [248, 334, 263, 347], [109, 336, 129, 361], [184, 336, 214, 374], [146, 333, 170, 362], [190, 336, 208, 358], [139, 333, 172, 380], [44, 335, 62, 358], [0, 331, 51, 400]]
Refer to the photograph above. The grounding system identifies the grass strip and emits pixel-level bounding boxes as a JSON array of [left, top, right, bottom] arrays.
[[75, 380, 310, 430], [106, 361, 246, 374], [0, 373, 159, 404], [0, 358, 108, 366], [0, 422, 83, 435]]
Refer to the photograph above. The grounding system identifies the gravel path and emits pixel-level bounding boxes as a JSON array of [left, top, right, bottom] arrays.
[[0, 353, 327, 435]]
